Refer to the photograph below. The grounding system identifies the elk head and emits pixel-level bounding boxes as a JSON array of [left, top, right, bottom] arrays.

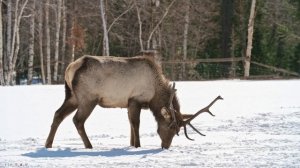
[[158, 82, 223, 149]]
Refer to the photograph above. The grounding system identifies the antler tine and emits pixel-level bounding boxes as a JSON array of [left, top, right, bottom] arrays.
[[184, 96, 223, 124], [168, 82, 179, 135], [183, 125, 194, 141], [187, 123, 206, 136], [183, 123, 207, 141], [168, 82, 176, 107], [183, 96, 223, 141]]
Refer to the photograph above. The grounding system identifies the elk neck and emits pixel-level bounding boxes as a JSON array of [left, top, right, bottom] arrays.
[[149, 82, 181, 123]]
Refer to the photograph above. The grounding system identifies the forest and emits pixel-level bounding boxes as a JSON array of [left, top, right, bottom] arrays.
[[0, 0, 299, 85]]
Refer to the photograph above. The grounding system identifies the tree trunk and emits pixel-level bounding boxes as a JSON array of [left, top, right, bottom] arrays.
[[244, 0, 256, 77], [230, 26, 236, 78], [0, 0, 3, 85], [8, 0, 20, 83], [4, 0, 12, 85], [134, 1, 144, 51], [45, 0, 51, 84], [71, 20, 75, 62], [60, 0, 67, 82], [221, 0, 233, 58], [221, 0, 234, 78], [150, 1, 161, 51], [28, 0, 36, 85], [170, 41, 175, 80], [39, 1, 46, 84], [238, 0, 247, 66], [70, 0, 79, 62], [53, 0, 62, 83], [8, 0, 28, 85], [182, 0, 190, 80], [100, 0, 109, 56]]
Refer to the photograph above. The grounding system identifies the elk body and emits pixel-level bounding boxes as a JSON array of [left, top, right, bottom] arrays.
[[45, 54, 222, 149]]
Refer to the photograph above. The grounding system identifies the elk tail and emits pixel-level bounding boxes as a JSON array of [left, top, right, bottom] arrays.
[[64, 81, 72, 101]]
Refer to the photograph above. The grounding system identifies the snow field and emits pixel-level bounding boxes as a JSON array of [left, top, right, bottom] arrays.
[[0, 80, 299, 167]]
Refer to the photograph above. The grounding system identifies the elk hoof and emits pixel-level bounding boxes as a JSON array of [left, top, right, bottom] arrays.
[[85, 144, 93, 149], [45, 142, 52, 148], [134, 144, 141, 148], [161, 146, 169, 150]]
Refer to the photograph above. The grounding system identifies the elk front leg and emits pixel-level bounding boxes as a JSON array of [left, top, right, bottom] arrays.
[[127, 100, 141, 148]]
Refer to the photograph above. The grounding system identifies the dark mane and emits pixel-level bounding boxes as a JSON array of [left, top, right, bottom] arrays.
[[149, 81, 182, 123]]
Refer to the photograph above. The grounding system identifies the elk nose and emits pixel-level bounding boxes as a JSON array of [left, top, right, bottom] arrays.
[[161, 146, 169, 150], [161, 143, 170, 149]]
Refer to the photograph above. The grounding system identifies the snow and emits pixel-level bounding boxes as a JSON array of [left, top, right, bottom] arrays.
[[0, 80, 299, 167]]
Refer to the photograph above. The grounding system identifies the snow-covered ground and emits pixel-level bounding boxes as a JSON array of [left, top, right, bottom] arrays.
[[0, 80, 299, 167]]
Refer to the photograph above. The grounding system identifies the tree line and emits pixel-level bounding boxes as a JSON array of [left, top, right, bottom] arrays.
[[0, 0, 299, 85]]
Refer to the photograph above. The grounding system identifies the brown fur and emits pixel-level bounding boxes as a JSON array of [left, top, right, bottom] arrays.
[[45, 55, 182, 149]]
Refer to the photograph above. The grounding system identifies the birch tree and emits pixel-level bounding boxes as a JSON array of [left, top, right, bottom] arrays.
[[0, 0, 3, 85], [134, 0, 144, 51], [100, 0, 109, 56], [45, 0, 51, 84], [70, 0, 77, 62], [53, 0, 62, 83], [4, 0, 12, 85], [244, 0, 256, 77], [7, 0, 28, 85], [182, 0, 190, 80], [28, 0, 36, 85], [60, 0, 67, 79], [146, 0, 176, 50], [38, 1, 46, 84]]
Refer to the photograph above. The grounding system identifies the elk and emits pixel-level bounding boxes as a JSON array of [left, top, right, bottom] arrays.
[[45, 54, 222, 149]]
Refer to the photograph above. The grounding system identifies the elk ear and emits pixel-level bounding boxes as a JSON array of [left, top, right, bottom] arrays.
[[161, 107, 171, 120]]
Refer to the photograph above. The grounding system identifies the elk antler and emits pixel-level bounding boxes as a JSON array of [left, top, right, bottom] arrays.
[[168, 82, 179, 135], [183, 96, 223, 141], [168, 82, 176, 107]]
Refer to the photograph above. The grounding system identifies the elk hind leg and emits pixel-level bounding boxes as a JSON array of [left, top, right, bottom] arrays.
[[73, 102, 96, 149], [45, 99, 77, 148], [128, 100, 141, 148]]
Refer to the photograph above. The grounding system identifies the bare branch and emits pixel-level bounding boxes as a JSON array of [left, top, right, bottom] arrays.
[[146, 0, 176, 49], [11, 0, 29, 74], [107, 3, 134, 32], [134, 0, 144, 51]]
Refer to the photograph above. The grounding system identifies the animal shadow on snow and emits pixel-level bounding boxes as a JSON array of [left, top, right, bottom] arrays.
[[22, 147, 162, 158]]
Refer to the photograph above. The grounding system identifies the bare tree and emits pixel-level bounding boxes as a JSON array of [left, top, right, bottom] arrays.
[[147, 0, 176, 50], [134, 0, 144, 51], [28, 0, 36, 85], [70, 0, 78, 62], [100, 0, 109, 56], [107, 3, 134, 33], [182, 0, 190, 80], [38, 1, 46, 84], [7, 0, 28, 85], [53, 0, 62, 83], [4, 0, 12, 85], [0, 0, 3, 85], [45, 0, 51, 84], [60, 0, 67, 81], [244, 0, 256, 77]]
